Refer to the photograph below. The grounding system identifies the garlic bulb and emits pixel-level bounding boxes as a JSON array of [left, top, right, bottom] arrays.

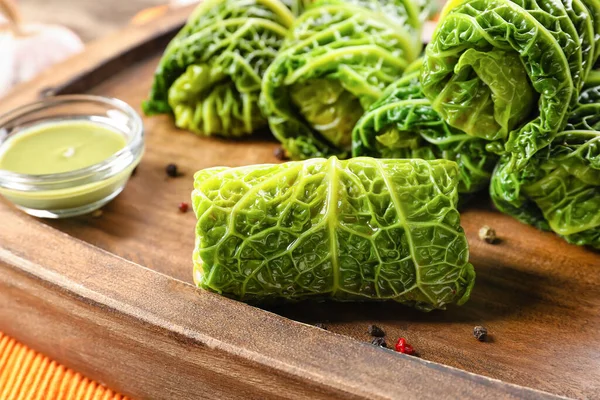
[[0, 31, 16, 97], [0, 0, 84, 97]]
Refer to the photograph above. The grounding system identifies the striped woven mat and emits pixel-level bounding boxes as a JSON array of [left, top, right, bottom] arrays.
[[0, 332, 125, 400]]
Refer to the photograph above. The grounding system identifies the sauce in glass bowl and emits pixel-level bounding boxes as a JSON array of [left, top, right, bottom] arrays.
[[0, 95, 144, 218]]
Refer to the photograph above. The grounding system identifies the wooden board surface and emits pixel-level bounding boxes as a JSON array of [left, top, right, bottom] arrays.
[[0, 5, 598, 400]]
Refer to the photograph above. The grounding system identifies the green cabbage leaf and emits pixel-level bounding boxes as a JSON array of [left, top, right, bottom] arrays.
[[260, 0, 425, 159], [353, 71, 499, 194], [421, 0, 599, 171], [490, 85, 600, 249], [192, 157, 475, 310], [142, 0, 303, 137]]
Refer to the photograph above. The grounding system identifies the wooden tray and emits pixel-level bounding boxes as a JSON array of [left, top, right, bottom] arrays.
[[1, 6, 599, 399]]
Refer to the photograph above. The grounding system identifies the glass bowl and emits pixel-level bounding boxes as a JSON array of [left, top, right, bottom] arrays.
[[0, 95, 144, 218]]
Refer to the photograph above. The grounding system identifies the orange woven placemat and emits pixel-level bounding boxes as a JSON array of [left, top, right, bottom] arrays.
[[0, 332, 126, 400]]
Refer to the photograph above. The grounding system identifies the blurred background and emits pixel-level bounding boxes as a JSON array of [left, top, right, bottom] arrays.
[[20, 0, 165, 42], [0, 0, 439, 97], [0, 0, 200, 97], [15, 0, 198, 41]]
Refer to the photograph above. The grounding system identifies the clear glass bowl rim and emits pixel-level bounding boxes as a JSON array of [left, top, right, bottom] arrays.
[[0, 94, 144, 191]]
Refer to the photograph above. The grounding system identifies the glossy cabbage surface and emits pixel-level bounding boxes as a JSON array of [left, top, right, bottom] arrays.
[[260, 0, 425, 159], [192, 157, 475, 310], [142, 0, 302, 137], [353, 71, 498, 194], [491, 86, 600, 249], [421, 0, 600, 171]]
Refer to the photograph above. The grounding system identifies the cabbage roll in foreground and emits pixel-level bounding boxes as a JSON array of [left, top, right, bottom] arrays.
[[192, 157, 475, 310]]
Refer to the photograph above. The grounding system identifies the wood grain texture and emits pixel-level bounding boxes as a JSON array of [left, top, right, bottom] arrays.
[[0, 5, 597, 400], [0, 208, 560, 400]]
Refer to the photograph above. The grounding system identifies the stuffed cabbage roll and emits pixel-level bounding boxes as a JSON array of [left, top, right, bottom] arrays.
[[260, 0, 425, 159], [491, 85, 600, 249], [352, 71, 498, 195], [192, 157, 475, 310], [143, 0, 301, 138], [421, 0, 600, 172]]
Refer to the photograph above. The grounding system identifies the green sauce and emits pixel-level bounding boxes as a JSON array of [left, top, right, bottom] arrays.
[[0, 119, 141, 218], [0, 121, 127, 175]]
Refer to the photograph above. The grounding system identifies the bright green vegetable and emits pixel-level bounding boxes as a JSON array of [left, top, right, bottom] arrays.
[[260, 0, 424, 159], [421, 0, 599, 171], [192, 157, 475, 310], [584, 60, 600, 87], [142, 0, 302, 138], [490, 85, 600, 249], [352, 71, 498, 194]]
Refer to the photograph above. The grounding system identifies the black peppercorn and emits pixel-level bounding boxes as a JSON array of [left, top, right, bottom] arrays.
[[314, 323, 327, 330], [367, 324, 385, 337], [371, 337, 387, 348], [473, 326, 488, 342], [273, 147, 288, 161], [166, 163, 179, 177]]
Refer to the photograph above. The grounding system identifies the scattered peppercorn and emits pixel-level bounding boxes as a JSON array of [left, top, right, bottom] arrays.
[[166, 163, 180, 177], [473, 326, 488, 342], [478, 225, 497, 244], [131, 167, 138, 176], [314, 323, 327, 330], [394, 337, 415, 355], [91, 209, 103, 218], [178, 202, 189, 213], [371, 337, 387, 348], [273, 146, 289, 161], [367, 324, 385, 337], [395, 337, 406, 350]]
